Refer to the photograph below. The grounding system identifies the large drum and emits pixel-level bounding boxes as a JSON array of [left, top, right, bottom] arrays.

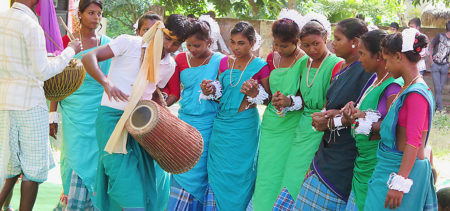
[[44, 58, 85, 101], [126, 100, 204, 174]]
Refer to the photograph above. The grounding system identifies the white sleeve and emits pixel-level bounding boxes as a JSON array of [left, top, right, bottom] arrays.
[[27, 26, 75, 81], [157, 60, 176, 88], [108, 35, 131, 57]]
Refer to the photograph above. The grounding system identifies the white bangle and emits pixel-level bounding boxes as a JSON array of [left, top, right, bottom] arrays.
[[387, 173, 413, 193], [284, 95, 303, 112], [334, 116, 343, 127], [354, 109, 381, 135], [199, 80, 222, 102], [49, 112, 60, 124], [246, 84, 269, 105]]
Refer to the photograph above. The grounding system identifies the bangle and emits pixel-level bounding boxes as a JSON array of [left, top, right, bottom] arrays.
[[247, 84, 269, 105], [354, 109, 381, 135], [328, 117, 332, 130], [351, 119, 359, 129], [49, 112, 60, 124], [334, 115, 343, 128], [199, 80, 222, 102], [387, 172, 413, 193], [284, 95, 303, 112]]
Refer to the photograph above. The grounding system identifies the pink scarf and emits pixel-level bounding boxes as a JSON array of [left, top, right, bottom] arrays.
[[35, 0, 63, 55]]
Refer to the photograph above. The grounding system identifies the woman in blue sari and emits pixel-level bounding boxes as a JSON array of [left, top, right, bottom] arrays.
[[48, 0, 111, 209], [365, 29, 438, 210], [200, 21, 271, 210], [165, 20, 224, 210]]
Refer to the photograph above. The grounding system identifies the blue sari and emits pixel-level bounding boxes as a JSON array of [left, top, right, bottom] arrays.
[[59, 34, 111, 202], [207, 57, 267, 210], [365, 83, 438, 211], [167, 53, 223, 210]]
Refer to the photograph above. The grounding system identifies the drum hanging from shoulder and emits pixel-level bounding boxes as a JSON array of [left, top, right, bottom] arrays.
[[126, 100, 204, 174], [44, 58, 86, 101]]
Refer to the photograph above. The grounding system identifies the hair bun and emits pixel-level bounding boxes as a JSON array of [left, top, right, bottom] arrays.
[[412, 33, 428, 54]]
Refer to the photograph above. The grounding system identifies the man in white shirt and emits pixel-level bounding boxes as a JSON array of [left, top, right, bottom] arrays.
[[0, 0, 81, 210], [81, 14, 191, 211]]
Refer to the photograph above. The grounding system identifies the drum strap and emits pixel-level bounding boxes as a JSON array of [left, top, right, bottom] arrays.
[[104, 21, 165, 154]]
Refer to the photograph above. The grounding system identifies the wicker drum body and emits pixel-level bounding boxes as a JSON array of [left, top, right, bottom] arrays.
[[126, 100, 204, 174], [44, 58, 86, 101]]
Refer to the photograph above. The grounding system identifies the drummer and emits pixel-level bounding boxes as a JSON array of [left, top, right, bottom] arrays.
[[81, 13, 192, 210], [0, 0, 81, 210]]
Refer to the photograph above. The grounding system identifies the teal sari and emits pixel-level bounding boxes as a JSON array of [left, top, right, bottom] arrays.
[[59, 34, 111, 202], [207, 57, 267, 210], [365, 83, 438, 211], [172, 53, 223, 202], [95, 106, 170, 211]]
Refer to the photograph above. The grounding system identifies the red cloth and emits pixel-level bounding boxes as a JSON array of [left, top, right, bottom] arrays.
[[397, 92, 430, 148], [331, 61, 344, 81], [162, 52, 190, 99], [62, 35, 70, 48], [266, 52, 276, 72]]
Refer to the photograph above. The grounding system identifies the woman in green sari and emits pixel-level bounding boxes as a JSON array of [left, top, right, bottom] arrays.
[[272, 13, 343, 209], [253, 9, 305, 210]]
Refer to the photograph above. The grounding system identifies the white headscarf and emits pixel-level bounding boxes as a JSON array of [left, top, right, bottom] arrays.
[[301, 12, 332, 37]]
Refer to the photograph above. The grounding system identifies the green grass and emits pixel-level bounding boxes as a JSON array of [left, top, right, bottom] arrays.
[[7, 181, 62, 211]]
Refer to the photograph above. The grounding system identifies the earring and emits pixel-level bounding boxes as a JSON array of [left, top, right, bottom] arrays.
[[377, 59, 380, 62], [351, 44, 355, 48]]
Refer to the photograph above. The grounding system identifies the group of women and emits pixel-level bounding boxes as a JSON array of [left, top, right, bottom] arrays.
[[48, 0, 438, 210]]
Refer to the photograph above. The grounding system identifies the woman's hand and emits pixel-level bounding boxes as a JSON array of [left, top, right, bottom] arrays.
[[49, 123, 58, 139], [200, 79, 214, 95], [341, 102, 365, 126], [385, 189, 404, 209], [311, 112, 329, 131], [103, 79, 129, 102], [272, 91, 291, 111], [241, 79, 259, 97]]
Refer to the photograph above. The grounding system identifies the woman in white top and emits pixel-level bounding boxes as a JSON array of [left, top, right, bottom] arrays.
[[81, 13, 192, 211]]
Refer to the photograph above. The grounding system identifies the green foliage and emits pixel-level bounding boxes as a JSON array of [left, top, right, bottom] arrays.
[[103, 0, 154, 38], [102, 0, 449, 38], [433, 111, 450, 131], [294, 0, 404, 25]]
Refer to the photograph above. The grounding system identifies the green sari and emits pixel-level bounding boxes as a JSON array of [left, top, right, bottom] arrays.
[[253, 55, 305, 210], [279, 54, 342, 199]]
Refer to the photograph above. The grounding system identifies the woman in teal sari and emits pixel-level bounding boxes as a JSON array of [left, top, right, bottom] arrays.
[[165, 20, 224, 210], [365, 29, 438, 210], [200, 22, 271, 210], [49, 0, 111, 209]]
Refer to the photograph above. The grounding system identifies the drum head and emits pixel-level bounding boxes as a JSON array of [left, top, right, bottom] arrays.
[[130, 104, 154, 130]]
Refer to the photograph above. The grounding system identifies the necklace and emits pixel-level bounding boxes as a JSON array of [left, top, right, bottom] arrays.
[[391, 74, 422, 106], [187, 52, 212, 68], [356, 72, 389, 109], [275, 48, 300, 70], [306, 52, 330, 88], [229, 55, 254, 87], [79, 30, 99, 53]]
